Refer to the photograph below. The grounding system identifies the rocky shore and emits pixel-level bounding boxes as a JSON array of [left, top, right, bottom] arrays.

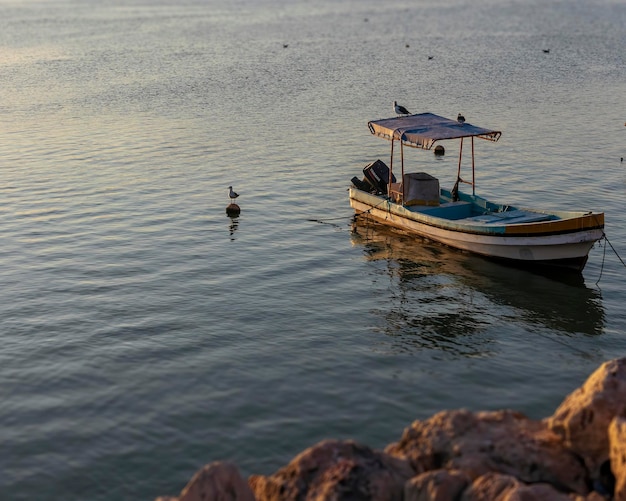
[[156, 358, 626, 501]]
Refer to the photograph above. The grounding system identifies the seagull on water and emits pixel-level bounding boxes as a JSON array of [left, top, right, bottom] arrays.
[[394, 101, 410, 116], [228, 186, 239, 201], [457, 113, 466, 124]]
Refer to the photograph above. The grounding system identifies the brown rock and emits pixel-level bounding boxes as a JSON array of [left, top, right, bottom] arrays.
[[404, 469, 470, 501], [385, 409, 588, 495], [579, 493, 613, 501], [460, 472, 574, 501], [610, 415, 626, 500], [249, 439, 414, 501], [547, 358, 626, 478], [155, 461, 255, 501], [460, 472, 518, 500]]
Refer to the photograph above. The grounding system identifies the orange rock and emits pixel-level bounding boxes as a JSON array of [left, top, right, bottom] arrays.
[[249, 439, 414, 501], [461, 472, 574, 501], [404, 469, 470, 501], [547, 358, 626, 479], [385, 409, 588, 495], [155, 461, 255, 501], [610, 415, 626, 500]]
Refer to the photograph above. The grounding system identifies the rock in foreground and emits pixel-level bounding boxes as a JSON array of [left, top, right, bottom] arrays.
[[249, 439, 414, 501], [155, 462, 254, 501], [158, 358, 626, 501], [385, 408, 588, 494], [547, 358, 626, 480]]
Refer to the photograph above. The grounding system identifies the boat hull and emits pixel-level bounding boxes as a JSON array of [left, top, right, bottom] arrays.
[[349, 188, 604, 271]]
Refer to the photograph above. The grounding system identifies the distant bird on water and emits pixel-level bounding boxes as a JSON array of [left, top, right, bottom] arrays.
[[228, 186, 239, 201], [394, 101, 410, 116], [457, 113, 466, 124], [543, 49, 550, 53]]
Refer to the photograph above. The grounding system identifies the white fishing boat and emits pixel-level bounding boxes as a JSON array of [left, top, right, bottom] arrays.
[[349, 112, 605, 271]]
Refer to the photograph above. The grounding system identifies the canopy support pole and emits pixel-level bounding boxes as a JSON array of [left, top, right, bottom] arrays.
[[400, 139, 405, 203], [471, 136, 476, 196], [389, 139, 394, 198], [450, 137, 464, 202], [457, 137, 463, 182]]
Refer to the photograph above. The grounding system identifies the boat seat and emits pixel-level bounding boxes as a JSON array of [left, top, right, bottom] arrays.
[[407, 201, 473, 220], [463, 210, 553, 224]]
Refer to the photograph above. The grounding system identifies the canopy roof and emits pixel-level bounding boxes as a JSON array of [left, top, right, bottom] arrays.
[[368, 112, 501, 150]]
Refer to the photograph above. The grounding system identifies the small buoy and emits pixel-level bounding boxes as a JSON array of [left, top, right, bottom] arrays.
[[226, 203, 240, 216], [434, 145, 445, 156]]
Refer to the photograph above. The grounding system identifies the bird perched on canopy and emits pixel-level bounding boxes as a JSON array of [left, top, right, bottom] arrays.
[[394, 101, 410, 116], [457, 113, 466, 123]]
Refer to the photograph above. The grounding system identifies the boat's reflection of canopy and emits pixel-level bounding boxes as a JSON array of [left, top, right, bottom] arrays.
[[368, 112, 502, 195]]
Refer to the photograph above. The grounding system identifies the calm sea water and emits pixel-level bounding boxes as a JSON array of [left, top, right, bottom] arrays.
[[1, 0, 626, 499]]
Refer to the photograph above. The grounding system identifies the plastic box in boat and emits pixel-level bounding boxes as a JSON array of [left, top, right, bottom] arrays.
[[403, 172, 440, 206]]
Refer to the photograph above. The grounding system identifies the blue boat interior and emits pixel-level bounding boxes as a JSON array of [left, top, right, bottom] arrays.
[[353, 160, 560, 225], [405, 187, 558, 224]]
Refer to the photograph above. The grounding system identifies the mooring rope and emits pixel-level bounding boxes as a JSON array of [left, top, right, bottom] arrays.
[[305, 215, 352, 230], [307, 215, 352, 223], [308, 197, 391, 226], [352, 198, 391, 219], [603, 233, 626, 267], [596, 232, 626, 285]]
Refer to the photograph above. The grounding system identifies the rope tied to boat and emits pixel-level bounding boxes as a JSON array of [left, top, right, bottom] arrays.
[[596, 232, 626, 285], [308, 192, 392, 227], [351, 197, 393, 221]]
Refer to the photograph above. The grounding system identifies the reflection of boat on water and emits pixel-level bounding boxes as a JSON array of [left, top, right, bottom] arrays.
[[351, 219, 605, 343]]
